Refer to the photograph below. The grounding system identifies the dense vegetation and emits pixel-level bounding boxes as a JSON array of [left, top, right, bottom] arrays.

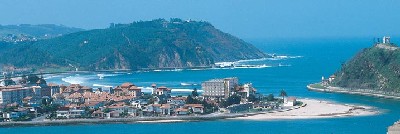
[[0, 19, 267, 71], [332, 43, 400, 92]]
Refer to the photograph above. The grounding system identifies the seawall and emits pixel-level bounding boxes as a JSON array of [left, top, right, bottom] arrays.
[[307, 83, 400, 100]]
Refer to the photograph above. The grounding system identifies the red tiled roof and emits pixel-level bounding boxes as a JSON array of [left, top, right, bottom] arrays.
[[128, 86, 141, 90], [121, 82, 135, 88], [175, 108, 189, 112]]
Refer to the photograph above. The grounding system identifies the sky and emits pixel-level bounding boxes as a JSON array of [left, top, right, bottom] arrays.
[[0, 0, 400, 39]]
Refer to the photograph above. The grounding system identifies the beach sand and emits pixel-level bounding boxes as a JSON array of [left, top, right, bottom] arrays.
[[232, 99, 378, 120]]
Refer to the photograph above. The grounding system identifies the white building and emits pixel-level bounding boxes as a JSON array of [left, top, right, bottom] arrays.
[[0, 85, 34, 105], [202, 77, 238, 99], [236, 83, 256, 98], [283, 97, 297, 107], [383, 36, 391, 44]]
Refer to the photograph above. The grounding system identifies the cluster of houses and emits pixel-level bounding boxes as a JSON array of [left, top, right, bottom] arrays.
[[0, 74, 208, 121], [52, 83, 206, 119], [0, 75, 298, 122], [321, 75, 336, 86]]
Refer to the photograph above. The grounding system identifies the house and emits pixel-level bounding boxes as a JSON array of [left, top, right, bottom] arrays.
[[142, 104, 163, 116], [68, 109, 85, 118], [107, 111, 120, 118], [328, 75, 336, 83], [155, 86, 171, 97], [113, 82, 142, 98], [284, 97, 297, 107], [52, 93, 68, 106], [56, 107, 70, 118], [127, 86, 141, 98], [236, 83, 256, 99], [104, 103, 138, 117], [2, 107, 29, 121], [56, 106, 85, 119], [83, 101, 104, 109], [92, 110, 104, 118], [131, 99, 149, 109], [185, 104, 204, 114], [168, 99, 185, 107], [175, 108, 189, 115], [153, 104, 172, 116], [126, 107, 138, 116], [81, 86, 93, 93], [66, 92, 84, 103]]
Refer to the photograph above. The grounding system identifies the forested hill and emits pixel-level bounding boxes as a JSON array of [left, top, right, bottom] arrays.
[[332, 43, 400, 92], [0, 19, 267, 71]]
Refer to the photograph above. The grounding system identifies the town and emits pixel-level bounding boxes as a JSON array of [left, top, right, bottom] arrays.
[[0, 74, 298, 122]]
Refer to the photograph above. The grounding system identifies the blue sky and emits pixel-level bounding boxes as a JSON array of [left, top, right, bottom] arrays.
[[1, 0, 399, 39]]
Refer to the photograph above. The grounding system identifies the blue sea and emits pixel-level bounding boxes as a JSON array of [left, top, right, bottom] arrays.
[[2, 37, 400, 134]]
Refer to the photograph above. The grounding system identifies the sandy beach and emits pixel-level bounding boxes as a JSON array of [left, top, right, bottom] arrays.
[[232, 99, 378, 120]]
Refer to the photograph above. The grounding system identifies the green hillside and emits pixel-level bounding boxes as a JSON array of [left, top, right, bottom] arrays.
[[333, 43, 400, 92], [0, 19, 267, 71]]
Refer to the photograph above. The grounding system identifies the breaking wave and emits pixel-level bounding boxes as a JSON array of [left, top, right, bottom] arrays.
[[62, 76, 87, 84]]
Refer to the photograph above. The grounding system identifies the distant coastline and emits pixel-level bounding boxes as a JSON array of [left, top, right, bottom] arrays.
[[3, 57, 276, 79]]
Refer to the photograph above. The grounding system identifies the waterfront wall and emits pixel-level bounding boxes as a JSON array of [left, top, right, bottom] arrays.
[[307, 83, 400, 100]]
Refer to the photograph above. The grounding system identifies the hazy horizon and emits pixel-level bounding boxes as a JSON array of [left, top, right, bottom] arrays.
[[1, 0, 400, 39]]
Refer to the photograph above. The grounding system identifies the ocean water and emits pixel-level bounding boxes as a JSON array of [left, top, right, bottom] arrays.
[[2, 37, 400, 134]]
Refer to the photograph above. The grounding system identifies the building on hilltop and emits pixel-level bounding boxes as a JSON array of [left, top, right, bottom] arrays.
[[383, 36, 391, 44]]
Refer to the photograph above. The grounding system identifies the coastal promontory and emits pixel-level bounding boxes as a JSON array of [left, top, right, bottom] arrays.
[[0, 19, 267, 71], [332, 39, 400, 92]]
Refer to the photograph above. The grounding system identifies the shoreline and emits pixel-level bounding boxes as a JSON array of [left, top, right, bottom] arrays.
[[307, 83, 400, 100], [231, 99, 378, 120], [0, 99, 378, 128], [0, 114, 244, 127], [3, 57, 278, 78]]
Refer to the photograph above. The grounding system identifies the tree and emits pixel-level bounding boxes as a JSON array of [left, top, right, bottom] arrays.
[[27, 74, 39, 84], [266, 94, 275, 101], [248, 94, 258, 102], [221, 94, 241, 107], [280, 89, 287, 101], [191, 88, 199, 97], [186, 95, 195, 104]]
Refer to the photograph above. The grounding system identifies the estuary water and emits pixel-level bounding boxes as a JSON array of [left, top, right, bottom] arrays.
[[2, 38, 400, 134]]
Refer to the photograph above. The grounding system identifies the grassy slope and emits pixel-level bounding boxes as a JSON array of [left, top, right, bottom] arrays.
[[333, 44, 400, 92]]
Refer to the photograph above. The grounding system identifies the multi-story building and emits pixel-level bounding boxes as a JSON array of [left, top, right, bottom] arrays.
[[0, 85, 34, 105], [236, 83, 256, 98], [202, 77, 238, 99], [113, 82, 142, 98], [47, 83, 60, 96]]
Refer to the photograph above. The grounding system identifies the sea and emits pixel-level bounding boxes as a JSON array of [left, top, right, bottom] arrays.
[[2, 37, 400, 134]]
